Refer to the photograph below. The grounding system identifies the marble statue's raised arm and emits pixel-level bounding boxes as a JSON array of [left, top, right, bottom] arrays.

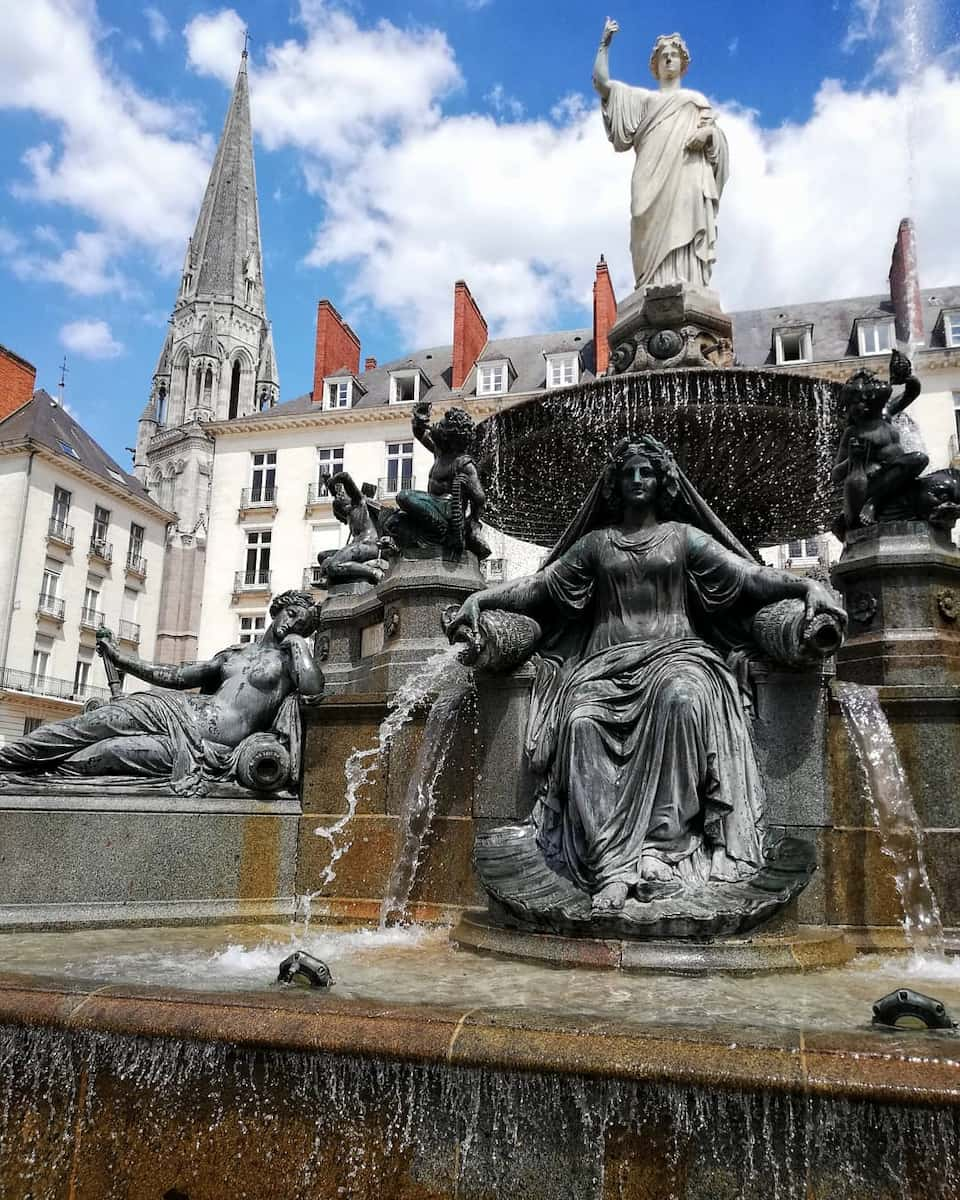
[[592, 16, 619, 100]]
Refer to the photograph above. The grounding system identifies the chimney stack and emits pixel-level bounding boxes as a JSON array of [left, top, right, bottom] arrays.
[[592, 256, 618, 376], [0, 344, 37, 422], [889, 218, 924, 347], [364, 356, 378, 372], [452, 280, 488, 391], [312, 300, 361, 402]]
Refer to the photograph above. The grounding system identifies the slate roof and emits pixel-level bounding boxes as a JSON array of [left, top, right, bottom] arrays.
[[220, 287, 960, 428], [0, 390, 157, 506]]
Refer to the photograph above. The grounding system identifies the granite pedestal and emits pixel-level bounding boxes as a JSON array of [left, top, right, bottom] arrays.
[[607, 281, 734, 374]]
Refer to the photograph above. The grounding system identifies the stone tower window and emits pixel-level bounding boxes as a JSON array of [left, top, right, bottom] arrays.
[[229, 360, 241, 419], [203, 367, 214, 408]]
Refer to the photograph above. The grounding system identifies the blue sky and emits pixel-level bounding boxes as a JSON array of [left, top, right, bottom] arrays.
[[0, 0, 958, 464]]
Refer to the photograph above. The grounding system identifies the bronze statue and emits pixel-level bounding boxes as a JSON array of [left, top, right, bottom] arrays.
[[317, 472, 394, 587], [446, 437, 845, 928], [831, 350, 928, 538], [382, 403, 491, 560], [0, 591, 324, 796]]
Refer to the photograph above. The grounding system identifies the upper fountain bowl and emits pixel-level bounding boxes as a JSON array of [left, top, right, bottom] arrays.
[[475, 368, 842, 552]]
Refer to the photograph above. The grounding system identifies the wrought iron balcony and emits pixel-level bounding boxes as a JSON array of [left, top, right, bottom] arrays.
[[88, 538, 113, 564], [302, 565, 325, 590], [36, 594, 66, 622], [233, 570, 272, 594], [118, 619, 141, 644], [47, 518, 74, 547], [306, 482, 334, 508], [79, 607, 106, 631], [238, 487, 278, 515], [0, 667, 110, 704], [377, 475, 415, 498], [125, 552, 147, 578]]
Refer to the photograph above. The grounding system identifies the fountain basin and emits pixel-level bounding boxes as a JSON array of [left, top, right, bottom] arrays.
[[1, 925, 960, 1198]]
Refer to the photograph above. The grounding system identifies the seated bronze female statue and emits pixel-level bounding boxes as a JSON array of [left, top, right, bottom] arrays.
[[0, 591, 324, 795]]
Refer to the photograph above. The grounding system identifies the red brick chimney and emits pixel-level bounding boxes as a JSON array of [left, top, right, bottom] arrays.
[[312, 300, 361, 402], [452, 280, 488, 391], [593, 256, 618, 376], [0, 344, 37, 422], [364, 356, 378, 372], [889, 218, 924, 346]]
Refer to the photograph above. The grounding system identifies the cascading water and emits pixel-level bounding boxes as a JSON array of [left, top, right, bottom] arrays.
[[304, 645, 468, 925], [835, 681, 945, 960], [379, 660, 476, 927]]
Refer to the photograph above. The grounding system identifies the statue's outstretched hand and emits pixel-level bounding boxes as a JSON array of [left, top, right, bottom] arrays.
[[804, 582, 847, 631], [445, 595, 481, 641], [96, 636, 120, 664], [601, 17, 619, 45]]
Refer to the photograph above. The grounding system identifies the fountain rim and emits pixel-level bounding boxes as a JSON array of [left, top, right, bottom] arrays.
[[1, 967, 958, 1107]]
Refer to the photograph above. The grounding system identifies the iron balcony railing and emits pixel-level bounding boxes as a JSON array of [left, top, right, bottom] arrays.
[[88, 538, 113, 564], [80, 606, 106, 631], [0, 667, 110, 704], [125, 552, 147, 577], [302, 565, 325, 590], [239, 487, 278, 509], [306, 482, 335, 506], [377, 475, 415, 497], [47, 518, 74, 546], [36, 593, 66, 621], [234, 570, 272, 593], [118, 619, 141, 643]]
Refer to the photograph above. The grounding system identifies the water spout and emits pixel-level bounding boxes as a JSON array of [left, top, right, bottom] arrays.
[[835, 681, 945, 960]]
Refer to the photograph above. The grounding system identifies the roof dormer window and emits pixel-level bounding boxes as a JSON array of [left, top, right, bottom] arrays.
[[477, 360, 510, 397], [389, 368, 429, 405], [774, 326, 813, 366], [944, 309, 960, 348], [857, 318, 895, 357], [545, 352, 580, 389], [324, 378, 353, 410]]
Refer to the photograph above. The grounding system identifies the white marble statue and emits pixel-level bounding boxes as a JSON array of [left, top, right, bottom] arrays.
[[593, 19, 729, 292]]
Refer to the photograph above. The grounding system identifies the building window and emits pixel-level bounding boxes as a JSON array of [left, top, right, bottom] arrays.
[[250, 451, 277, 503], [317, 447, 345, 492], [477, 362, 508, 396], [239, 615, 266, 644], [229, 360, 241, 420], [51, 486, 71, 527], [545, 353, 579, 389], [774, 327, 813, 365], [40, 569, 60, 608], [156, 383, 168, 426], [129, 522, 145, 562], [384, 441, 414, 494], [324, 379, 352, 410], [23, 716, 42, 735], [389, 372, 420, 405], [946, 311, 960, 349], [245, 530, 272, 584], [74, 660, 91, 695], [786, 538, 819, 562], [92, 505, 110, 550], [31, 648, 49, 684], [858, 319, 894, 356], [82, 586, 101, 625]]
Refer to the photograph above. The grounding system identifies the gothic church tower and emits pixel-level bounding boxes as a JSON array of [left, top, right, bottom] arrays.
[[135, 49, 278, 663]]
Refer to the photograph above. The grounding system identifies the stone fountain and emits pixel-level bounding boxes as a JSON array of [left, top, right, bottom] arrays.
[[1, 15, 960, 1200]]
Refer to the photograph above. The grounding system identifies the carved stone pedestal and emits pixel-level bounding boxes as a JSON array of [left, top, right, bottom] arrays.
[[831, 520, 960, 685], [607, 282, 734, 374], [316, 553, 484, 695]]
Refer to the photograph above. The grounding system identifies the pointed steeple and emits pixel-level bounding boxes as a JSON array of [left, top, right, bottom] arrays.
[[184, 52, 264, 313]]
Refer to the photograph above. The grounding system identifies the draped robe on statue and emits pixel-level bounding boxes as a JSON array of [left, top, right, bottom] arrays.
[[602, 81, 729, 290], [526, 521, 765, 895]]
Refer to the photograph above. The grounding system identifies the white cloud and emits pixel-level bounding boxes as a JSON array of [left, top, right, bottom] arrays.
[[185, 3, 462, 162], [10, 230, 127, 296], [144, 5, 170, 46], [60, 318, 123, 359], [0, 0, 213, 292], [485, 84, 525, 121]]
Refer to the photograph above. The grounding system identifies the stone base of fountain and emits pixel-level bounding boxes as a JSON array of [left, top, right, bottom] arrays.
[[606, 281, 734, 373], [452, 907, 855, 973]]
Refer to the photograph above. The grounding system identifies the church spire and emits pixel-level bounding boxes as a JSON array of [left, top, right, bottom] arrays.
[[182, 51, 264, 314]]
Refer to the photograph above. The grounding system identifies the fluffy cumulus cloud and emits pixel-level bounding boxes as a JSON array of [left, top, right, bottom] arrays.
[[59, 318, 123, 359], [0, 0, 211, 293]]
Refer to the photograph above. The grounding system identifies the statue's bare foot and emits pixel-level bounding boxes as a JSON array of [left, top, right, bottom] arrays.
[[591, 881, 629, 913], [640, 855, 674, 883]]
